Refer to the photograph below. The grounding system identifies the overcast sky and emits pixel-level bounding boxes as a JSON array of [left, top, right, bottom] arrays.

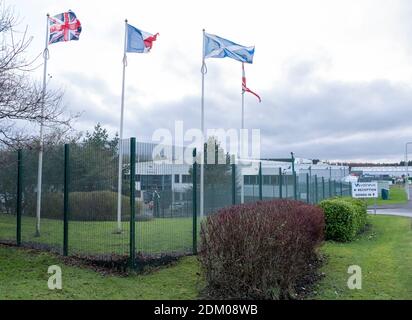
[[7, 0, 412, 162]]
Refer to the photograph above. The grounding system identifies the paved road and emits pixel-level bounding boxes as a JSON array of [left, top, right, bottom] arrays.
[[368, 186, 412, 218]]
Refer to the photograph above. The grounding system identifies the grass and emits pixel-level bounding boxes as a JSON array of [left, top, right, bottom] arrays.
[[0, 214, 197, 255], [1, 214, 411, 300], [366, 185, 407, 206], [0, 244, 201, 300], [313, 215, 412, 299]]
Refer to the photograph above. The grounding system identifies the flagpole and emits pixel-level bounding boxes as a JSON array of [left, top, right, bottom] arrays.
[[241, 92, 245, 131], [35, 13, 50, 237], [200, 29, 206, 218], [116, 19, 128, 233], [240, 62, 245, 160], [241, 87, 245, 158], [240, 88, 245, 203]]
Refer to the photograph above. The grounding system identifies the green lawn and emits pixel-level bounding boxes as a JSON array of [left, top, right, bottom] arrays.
[[0, 245, 201, 300], [1, 215, 411, 300], [0, 214, 197, 256], [366, 185, 408, 206], [313, 215, 412, 299]]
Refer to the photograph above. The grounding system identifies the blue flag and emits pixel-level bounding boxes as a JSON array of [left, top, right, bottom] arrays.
[[126, 23, 158, 53], [203, 33, 255, 64]]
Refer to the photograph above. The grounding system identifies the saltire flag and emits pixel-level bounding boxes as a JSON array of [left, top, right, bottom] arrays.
[[126, 24, 159, 53], [242, 63, 261, 102], [204, 33, 255, 64], [49, 10, 82, 44]]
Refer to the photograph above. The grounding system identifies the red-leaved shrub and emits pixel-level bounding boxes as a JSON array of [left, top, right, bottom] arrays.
[[198, 199, 325, 300]]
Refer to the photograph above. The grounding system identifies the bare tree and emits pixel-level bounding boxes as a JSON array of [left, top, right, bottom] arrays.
[[0, 1, 78, 149]]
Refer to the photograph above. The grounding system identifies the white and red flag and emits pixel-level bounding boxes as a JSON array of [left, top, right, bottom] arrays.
[[242, 62, 261, 102], [126, 23, 159, 53]]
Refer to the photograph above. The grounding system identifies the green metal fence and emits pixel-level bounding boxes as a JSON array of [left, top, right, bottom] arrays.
[[0, 149, 17, 245], [0, 138, 352, 266]]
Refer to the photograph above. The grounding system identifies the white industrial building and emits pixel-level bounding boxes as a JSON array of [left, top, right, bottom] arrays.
[[132, 158, 350, 202], [351, 166, 410, 178]]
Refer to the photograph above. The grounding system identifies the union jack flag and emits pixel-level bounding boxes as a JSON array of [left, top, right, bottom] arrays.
[[49, 10, 82, 45], [242, 63, 261, 103]]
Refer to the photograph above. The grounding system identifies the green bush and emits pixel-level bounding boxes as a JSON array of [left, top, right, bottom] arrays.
[[319, 198, 367, 242], [342, 198, 368, 231], [23, 191, 144, 221], [23, 192, 63, 219]]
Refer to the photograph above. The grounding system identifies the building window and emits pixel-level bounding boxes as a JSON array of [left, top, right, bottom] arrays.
[[244, 175, 258, 185], [175, 174, 180, 184], [182, 174, 191, 184]]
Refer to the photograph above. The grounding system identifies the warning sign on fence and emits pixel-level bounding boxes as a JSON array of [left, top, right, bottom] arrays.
[[352, 182, 378, 199]]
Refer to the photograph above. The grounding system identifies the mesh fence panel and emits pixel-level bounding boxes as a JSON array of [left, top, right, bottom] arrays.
[[0, 149, 18, 244], [297, 173, 309, 202], [310, 175, 317, 204], [134, 141, 193, 256], [238, 160, 260, 203], [20, 148, 37, 247], [68, 140, 129, 257], [336, 182, 342, 197], [261, 164, 281, 200], [326, 178, 331, 201], [283, 174, 294, 199], [19, 146, 63, 253], [343, 182, 351, 196], [203, 157, 233, 216], [318, 177, 323, 202]]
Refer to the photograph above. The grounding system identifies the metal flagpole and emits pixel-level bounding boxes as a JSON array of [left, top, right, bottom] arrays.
[[241, 63, 245, 158], [35, 13, 50, 237], [200, 29, 206, 218], [240, 63, 246, 203], [241, 63, 245, 131], [241, 92, 245, 131], [116, 19, 128, 233]]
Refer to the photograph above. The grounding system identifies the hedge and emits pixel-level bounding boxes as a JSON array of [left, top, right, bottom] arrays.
[[23, 191, 145, 221], [198, 199, 325, 300], [319, 197, 367, 242]]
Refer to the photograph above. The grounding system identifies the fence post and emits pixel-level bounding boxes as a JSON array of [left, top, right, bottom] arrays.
[[322, 177, 325, 201], [329, 178, 333, 198], [129, 138, 136, 269], [293, 172, 298, 200], [340, 181, 343, 197], [329, 170, 332, 196], [306, 173, 310, 203], [259, 162, 263, 201], [192, 148, 198, 255], [16, 149, 22, 246], [291, 152, 297, 200], [315, 175, 318, 204], [279, 167, 283, 199], [63, 144, 70, 256], [232, 157, 236, 205]]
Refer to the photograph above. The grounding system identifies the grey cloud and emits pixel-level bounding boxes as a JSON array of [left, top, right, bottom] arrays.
[[61, 57, 412, 162]]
